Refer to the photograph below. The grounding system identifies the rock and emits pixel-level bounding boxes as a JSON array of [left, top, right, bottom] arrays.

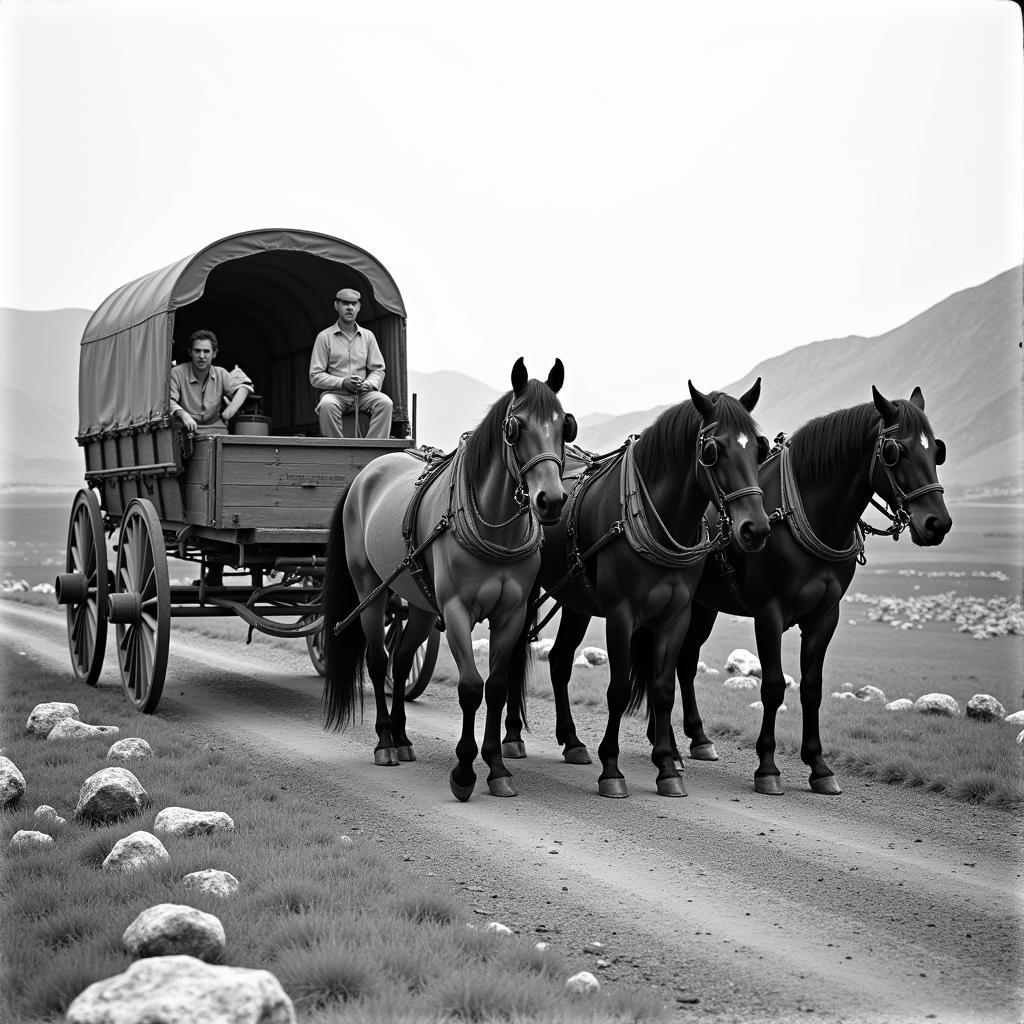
[[48, 719, 120, 741], [154, 807, 235, 838], [855, 685, 887, 704], [965, 694, 1005, 723], [533, 638, 555, 660], [25, 701, 80, 737], [784, 674, 796, 689], [34, 804, 67, 825], [535, 941, 550, 951], [723, 676, 758, 691], [182, 869, 240, 898], [581, 646, 608, 666], [565, 970, 600, 993], [338, 835, 354, 847], [696, 661, 708, 674], [472, 638, 489, 654], [573, 654, 591, 668], [103, 831, 170, 873], [65, 954, 295, 1023], [10, 829, 54, 849], [885, 699, 914, 712], [108, 738, 154, 761], [484, 921, 512, 936], [122, 904, 226, 962], [1002, 710, 1024, 727], [0, 755, 26, 807], [749, 701, 786, 712], [831, 691, 858, 700], [1016, 729, 1024, 744], [725, 649, 761, 677], [583, 941, 605, 954], [914, 693, 960, 717], [75, 767, 146, 824]]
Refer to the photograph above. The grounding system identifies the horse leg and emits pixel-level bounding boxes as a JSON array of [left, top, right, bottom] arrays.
[[752, 611, 788, 795], [387, 605, 436, 762], [360, 593, 398, 766], [443, 603, 485, 801], [596, 609, 634, 798], [678, 603, 720, 761], [546, 608, 593, 763], [647, 618, 688, 798], [798, 604, 843, 795], [481, 612, 528, 797]]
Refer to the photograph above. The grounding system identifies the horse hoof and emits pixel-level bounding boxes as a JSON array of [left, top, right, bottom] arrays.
[[810, 774, 842, 795], [501, 741, 527, 759], [689, 742, 719, 762], [754, 774, 784, 795], [487, 776, 518, 797], [449, 772, 475, 802], [657, 775, 688, 797], [374, 748, 399, 766], [563, 745, 592, 765], [598, 777, 629, 799], [396, 745, 416, 762]]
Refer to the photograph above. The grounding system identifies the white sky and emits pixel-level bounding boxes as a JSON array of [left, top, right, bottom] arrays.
[[1, 0, 1021, 414]]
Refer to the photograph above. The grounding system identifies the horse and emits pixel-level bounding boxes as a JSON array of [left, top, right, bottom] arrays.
[[502, 380, 771, 798], [322, 357, 576, 802], [670, 385, 952, 796]]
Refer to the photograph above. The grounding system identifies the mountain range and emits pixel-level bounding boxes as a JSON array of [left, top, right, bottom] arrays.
[[1, 266, 1021, 494]]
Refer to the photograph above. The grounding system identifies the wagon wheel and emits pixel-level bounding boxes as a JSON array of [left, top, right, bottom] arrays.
[[108, 498, 170, 713], [55, 489, 109, 686], [384, 606, 441, 701]]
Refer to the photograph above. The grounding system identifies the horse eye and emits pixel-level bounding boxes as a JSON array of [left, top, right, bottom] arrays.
[[934, 439, 946, 466]]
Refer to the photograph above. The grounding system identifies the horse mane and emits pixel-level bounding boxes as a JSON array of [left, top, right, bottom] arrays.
[[789, 399, 932, 484], [462, 378, 564, 481], [633, 393, 758, 479]]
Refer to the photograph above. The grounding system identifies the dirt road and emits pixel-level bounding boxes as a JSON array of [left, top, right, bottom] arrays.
[[3, 600, 1021, 1024]]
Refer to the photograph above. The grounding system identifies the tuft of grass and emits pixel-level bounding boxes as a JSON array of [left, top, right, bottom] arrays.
[[392, 889, 463, 925], [274, 942, 382, 1008]]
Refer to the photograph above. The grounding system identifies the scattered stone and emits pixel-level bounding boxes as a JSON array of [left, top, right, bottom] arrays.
[[855, 685, 887, 704], [48, 719, 120, 741], [0, 755, 26, 807], [749, 701, 787, 712], [103, 831, 170, 873], [723, 676, 759, 691], [581, 646, 608, 665], [472, 638, 489, 654], [725, 649, 761, 678], [10, 829, 54, 850], [573, 654, 591, 668], [696, 661, 708, 674], [565, 970, 600, 993], [583, 941, 605, 954], [123, 904, 226, 962], [885, 699, 914, 712], [153, 807, 235, 837], [65, 954, 295, 1023], [914, 693, 960, 717], [25, 701, 80, 737], [484, 921, 513, 936], [338, 834, 354, 846], [784, 673, 796, 689], [535, 941, 550, 951], [965, 694, 1005, 723], [832, 692, 858, 701], [1003, 710, 1024, 727], [75, 767, 146, 824], [703, 668, 720, 678], [182, 869, 240, 898], [34, 804, 67, 825], [533, 638, 555, 660], [108, 737, 154, 761]]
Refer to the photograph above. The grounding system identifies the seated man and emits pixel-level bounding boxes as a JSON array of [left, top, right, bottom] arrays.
[[309, 287, 393, 438], [170, 329, 253, 436]]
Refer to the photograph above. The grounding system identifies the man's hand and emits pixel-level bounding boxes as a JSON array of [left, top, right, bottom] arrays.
[[177, 411, 198, 435], [344, 375, 363, 393], [358, 379, 376, 394]]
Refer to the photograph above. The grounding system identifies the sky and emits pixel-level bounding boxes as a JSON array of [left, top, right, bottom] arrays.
[[1, 0, 1021, 415]]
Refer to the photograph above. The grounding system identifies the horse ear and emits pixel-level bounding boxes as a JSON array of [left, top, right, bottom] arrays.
[[909, 386, 925, 411], [511, 357, 528, 395], [546, 358, 565, 394], [739, 376, 761, 412], [872, 385, 897, 424], [688, 380, 715, 419]]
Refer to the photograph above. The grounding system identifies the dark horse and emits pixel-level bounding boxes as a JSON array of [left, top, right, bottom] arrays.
[[502, 381, 771, 798], [671, 386, 952, 795], [323, 358, 576, 801]]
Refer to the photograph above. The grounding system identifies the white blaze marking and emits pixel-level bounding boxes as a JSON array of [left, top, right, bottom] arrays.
[[737, 433, 749, 449], [920, 432, 929, 450]]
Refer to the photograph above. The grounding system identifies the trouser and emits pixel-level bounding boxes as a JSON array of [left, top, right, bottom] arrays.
[[315, 390, 394, 439]]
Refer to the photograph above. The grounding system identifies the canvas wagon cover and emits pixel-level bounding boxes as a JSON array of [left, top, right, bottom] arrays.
[[78, 228, 406, 436]]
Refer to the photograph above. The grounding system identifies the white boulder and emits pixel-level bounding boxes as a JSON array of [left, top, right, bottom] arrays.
[[182, 869, 241, 898], [855, 685, 887, 704], [532, 638, 555, 660], [25, 701, 80, 737], [472, 638, 489, 654], [1002, 710, 1024, 727], [10, 829, 54, 850], [484, 921, 513, 936], [108, 738, 154, 761], [725, 649, 762, 677], [34, 804, 67, 825], [914, 693, 960, 717], [581, 646, 608, 666], [103, 831, 170, 873], [885, 699, 914, 712], [573, 654, 591, 668], [48, 719, 120, 741], [75, 767, 146, 824], [749, 701, 786, 712], [832, 691, 859, 700], [784, 673, 796, 689], [154, 807, 235, 838], [723, 675, 759, 691], [65, 954, 295, 1023], [0, 755, 26, 807], [565, 970, 601, 993], [965, 694, 1005, 722], [122, 904, 226, 962]]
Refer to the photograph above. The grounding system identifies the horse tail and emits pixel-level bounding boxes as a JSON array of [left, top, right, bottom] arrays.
[[506, 578, 540, 733], [322, 488, 366, 732], [625, 625, 655, 716]]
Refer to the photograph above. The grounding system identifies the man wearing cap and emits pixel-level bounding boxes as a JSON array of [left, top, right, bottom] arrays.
[[309, 288, 393, 438]]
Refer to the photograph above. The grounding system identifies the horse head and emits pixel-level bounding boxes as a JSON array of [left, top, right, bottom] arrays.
[[502, 357, 573, 525], [689, 378, 771, 552], [871, 386, 952, 546]]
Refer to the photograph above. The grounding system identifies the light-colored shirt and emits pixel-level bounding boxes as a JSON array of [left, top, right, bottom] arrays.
[[309, 323, 386, 393], [169, 363, 250, 425]]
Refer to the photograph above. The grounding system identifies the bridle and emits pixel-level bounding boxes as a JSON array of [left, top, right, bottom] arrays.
[[695, 420, 765, 546]]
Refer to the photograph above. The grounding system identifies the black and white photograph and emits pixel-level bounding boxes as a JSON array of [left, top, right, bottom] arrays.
[[1, 2, 1021, 1022]]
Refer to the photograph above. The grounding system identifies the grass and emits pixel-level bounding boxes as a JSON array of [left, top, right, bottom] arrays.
[[0, 646, 666, 1024]]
